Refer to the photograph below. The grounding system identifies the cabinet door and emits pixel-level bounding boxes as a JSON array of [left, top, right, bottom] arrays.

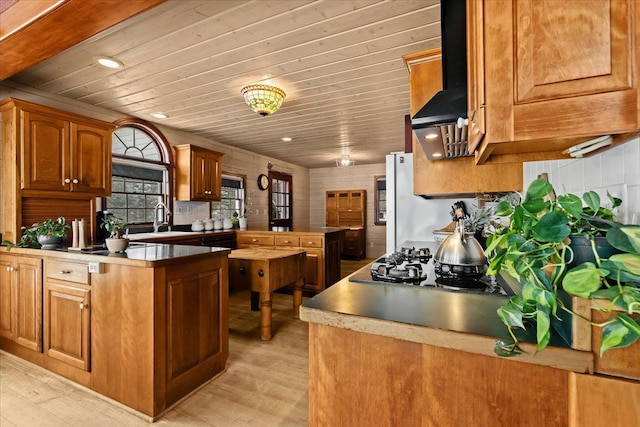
[[15, 257, 43, 352], [0, 255, 42, 351], [466, 0, 485, 152], [477, 0, 638, 161], [348, 191, 365, 210], [46, 283, 91, 371], [205, 153, 221, 200], [0, 255, 14, 340], [166, 266, 222, 380], [71, 122, 111, 194], [21, 109, 70, 192], [568, 372, 640, 426], [326, 192, 338, 226], [303, 248, 323, 292], [191, 149, 209, 200]]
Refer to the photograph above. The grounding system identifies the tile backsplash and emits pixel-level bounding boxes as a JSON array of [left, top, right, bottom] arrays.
[[523, 136, 640, 224]]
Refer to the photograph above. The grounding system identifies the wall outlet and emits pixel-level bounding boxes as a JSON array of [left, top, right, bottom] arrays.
[[88, 262, 104, 274], [176, 206, 183, 215], [187, 206, 193, 214]]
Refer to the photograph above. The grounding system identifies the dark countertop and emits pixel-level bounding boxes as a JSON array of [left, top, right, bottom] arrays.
[[300, 261, 594, 372], [1, 242, 230, 267], [236, 227, 343, 234]]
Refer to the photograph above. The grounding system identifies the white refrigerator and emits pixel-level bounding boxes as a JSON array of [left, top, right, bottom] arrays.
[[385, 153, 476, 253]]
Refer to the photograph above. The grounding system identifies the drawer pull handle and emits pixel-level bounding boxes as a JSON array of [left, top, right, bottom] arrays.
[[283, 240, 290, 243], [252, 239, 258, 242], [307, 242, 315, 245], [59, 270, 71, 274]]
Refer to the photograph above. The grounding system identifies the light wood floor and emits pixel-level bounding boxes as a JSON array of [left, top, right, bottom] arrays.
[[0, 289, 309, 426], [0, 259, 374, 426]]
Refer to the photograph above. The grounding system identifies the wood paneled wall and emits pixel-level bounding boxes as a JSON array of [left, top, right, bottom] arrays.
[[0, 85, 310, 233], [310, 164, 387, 259]]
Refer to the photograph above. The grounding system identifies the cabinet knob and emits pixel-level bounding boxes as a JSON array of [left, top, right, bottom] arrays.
[[307, 242, 315, 245], [72, 178, 79, 184], [257, 269, 264, 278], [64, 178, 71, 183], [283, 240, 290, 243], [252, 239, 258, 242], [239, 267, 246, 275], [6, 266, 15, 272], [79, 302, 86, 310]]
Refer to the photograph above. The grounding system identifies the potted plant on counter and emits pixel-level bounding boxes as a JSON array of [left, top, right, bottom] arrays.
[[485, 178, 640, 357], [101, 216, 129, 253], [17, 216, 71, 250], [237, 192, 253, 230]]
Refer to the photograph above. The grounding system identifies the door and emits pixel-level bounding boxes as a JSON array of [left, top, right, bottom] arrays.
[[268, 170, 293, 231]]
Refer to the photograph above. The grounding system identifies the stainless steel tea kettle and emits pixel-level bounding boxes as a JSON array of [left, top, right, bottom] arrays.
[[434, 207, 487, 267]]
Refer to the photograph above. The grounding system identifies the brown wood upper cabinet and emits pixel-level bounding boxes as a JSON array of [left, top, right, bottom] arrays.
[[0, 98, 114, 195], [404, 50, 522, 196], [174, 144, 224, 201], [467, 0, 640, 164]]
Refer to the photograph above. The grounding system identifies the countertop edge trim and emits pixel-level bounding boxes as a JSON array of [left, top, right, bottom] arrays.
[[299, 306, 594, 373]]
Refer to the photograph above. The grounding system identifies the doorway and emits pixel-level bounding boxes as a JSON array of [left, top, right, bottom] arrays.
[[268, 170, 293, 231]]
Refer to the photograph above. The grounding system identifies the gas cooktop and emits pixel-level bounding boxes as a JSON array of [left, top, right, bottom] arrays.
[[350, 243, 515, 296]]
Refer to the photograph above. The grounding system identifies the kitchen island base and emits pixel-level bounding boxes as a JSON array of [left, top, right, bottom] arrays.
[[308, 323, 574, 426], [0, 244, 230, 419], [229, 248, 306, 340]]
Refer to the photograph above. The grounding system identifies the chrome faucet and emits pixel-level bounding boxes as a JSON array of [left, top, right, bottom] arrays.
[[153, 201, 172, 232]]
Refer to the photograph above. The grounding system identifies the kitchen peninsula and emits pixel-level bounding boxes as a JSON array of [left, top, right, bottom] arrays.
[[0, 243, 229, 420], [300, 267, 640, 426]]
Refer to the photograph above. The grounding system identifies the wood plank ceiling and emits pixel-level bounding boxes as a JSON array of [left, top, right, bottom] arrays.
[[6, 0, 443, 169]]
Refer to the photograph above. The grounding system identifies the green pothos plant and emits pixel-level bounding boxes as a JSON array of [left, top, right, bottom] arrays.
[[485, 179, 640, 357]]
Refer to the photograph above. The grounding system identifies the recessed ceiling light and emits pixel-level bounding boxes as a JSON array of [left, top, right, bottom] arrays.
[[281, 137, 292, 142], [151, 112, 168, 119], [95, 56, 123, 69], [425, 132, 439, 140]]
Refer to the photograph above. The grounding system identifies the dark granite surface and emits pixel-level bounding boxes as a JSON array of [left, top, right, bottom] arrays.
[[303, 272, 570, 348]]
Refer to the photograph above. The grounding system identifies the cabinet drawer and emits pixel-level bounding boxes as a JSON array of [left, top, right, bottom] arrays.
[[275, 236, 300, 247], [300, 236, 323, 248], [46, 260, 89, 285], [237, 234, 275, 246]]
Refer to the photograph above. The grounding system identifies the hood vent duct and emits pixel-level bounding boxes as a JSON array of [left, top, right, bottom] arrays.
[[411, 0, 471, 160]]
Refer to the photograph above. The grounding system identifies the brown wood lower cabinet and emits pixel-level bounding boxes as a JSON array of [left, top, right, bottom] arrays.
[[44, 259, 91, 376], [342, 228, 365, 260], [0, 248, 229, 419], [0, 254, 42, 352], [308, 323, 640, 425], [237, 230, 341, 292]]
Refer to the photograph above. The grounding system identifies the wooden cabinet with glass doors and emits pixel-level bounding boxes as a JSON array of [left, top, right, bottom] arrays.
[[325, 189, 366, 259]]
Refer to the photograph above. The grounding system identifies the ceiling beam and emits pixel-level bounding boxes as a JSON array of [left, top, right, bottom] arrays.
[[0, 0, 166, 80]]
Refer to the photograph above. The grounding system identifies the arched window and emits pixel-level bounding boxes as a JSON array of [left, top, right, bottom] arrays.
[[105, 119, 173, 225]]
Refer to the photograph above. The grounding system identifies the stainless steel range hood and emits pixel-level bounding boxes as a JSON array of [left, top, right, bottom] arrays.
[[412, 0, 470, 160]]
